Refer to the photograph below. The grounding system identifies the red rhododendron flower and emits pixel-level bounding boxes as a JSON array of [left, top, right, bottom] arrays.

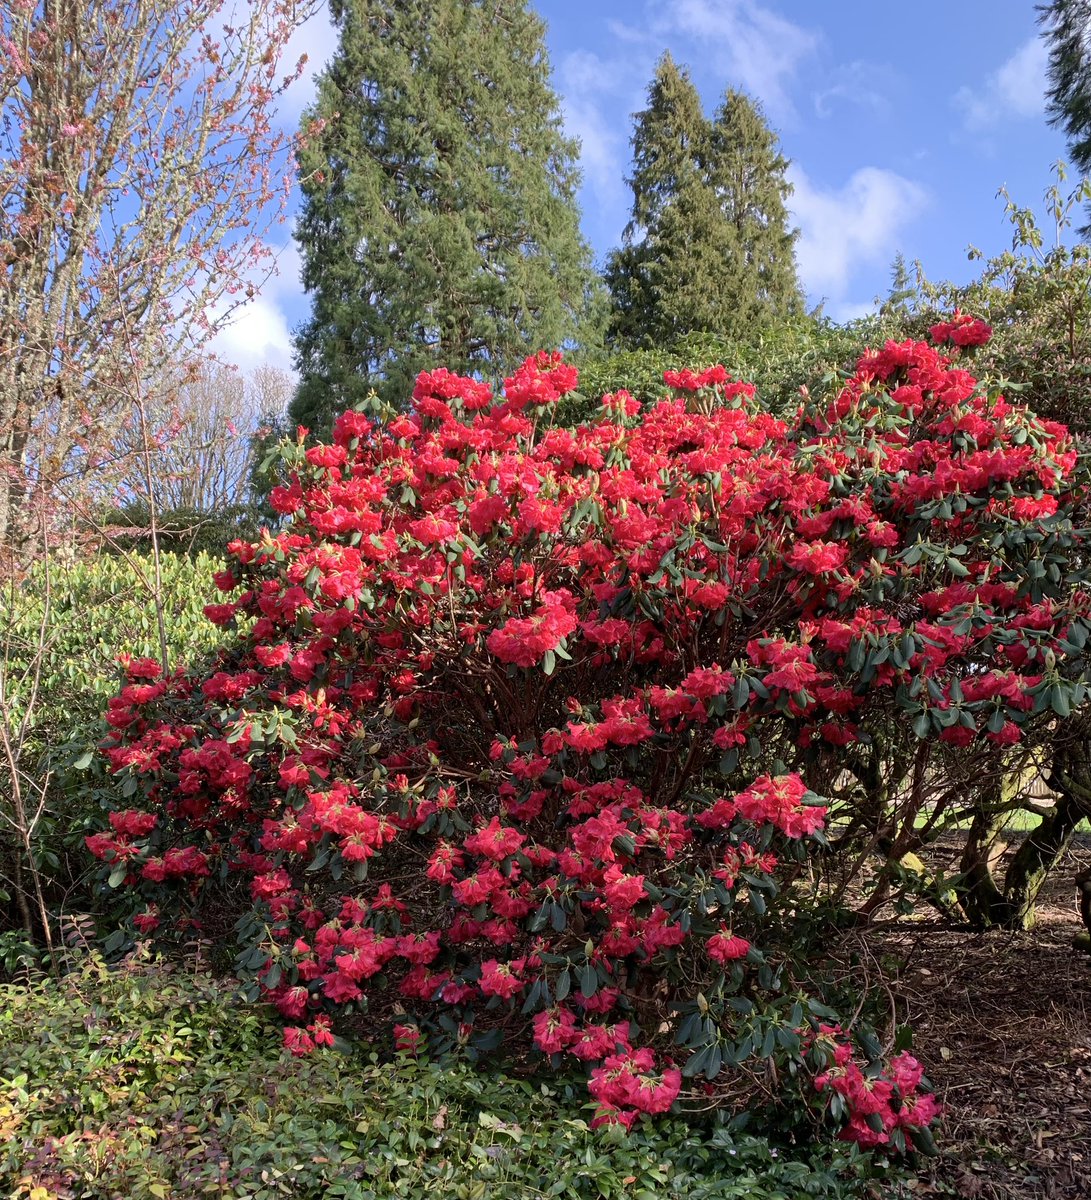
[[486, 590, 577, 668], [108, 810, 158, 838], [532, 1005, 578, 1054], [478, 958, 524, 1000], [706, 929, 751, 964], [394, 1023, 423, 1054]]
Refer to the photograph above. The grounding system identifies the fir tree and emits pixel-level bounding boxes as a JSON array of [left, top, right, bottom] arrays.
[[706, 89, 802, 327], [876, 253, 921, 319], [1039, 1, 1091, 177], [605, 56, 802, 347], [291, 0, 597, 432]]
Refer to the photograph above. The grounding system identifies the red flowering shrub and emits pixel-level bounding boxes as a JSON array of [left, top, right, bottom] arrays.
[[90, 334, 1090, 1141], [812, 1026, 942, 1153]]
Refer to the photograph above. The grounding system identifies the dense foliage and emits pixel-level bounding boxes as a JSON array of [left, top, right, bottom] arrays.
[[566, 320, 893, 426], [605, 54, 802, 348], [99, 502, 267, 558], [291, 0, 598, 432], [86, 325, 1091, 1142]]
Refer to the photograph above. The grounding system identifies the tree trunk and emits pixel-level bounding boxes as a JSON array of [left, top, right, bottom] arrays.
[[996, 793, 1084, 928], [1075, 869, 1091, 941], [958, 796, 1010, 929], [959, 731, 1091, 930]]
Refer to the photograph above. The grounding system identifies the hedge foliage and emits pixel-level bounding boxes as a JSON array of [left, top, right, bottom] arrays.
[[563, 318, 899, 424], [1, 553, 228, 969]]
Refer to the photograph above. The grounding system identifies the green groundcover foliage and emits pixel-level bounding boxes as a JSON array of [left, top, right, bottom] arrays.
[[0, 957, 908, 1200]]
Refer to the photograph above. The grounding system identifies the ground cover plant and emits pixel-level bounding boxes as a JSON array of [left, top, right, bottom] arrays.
[[0, 953, 909, 1200], [86, 325, 1091, 1147]]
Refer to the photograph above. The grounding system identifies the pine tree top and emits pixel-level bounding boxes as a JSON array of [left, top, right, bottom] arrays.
[[607, 56, 803, 347]]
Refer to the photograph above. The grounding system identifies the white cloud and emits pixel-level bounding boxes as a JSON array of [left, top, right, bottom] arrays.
[[788, 165, 929, 300], [208, 242, 302, 376], [954, 36, 1047, 131], [813, 61, 891, 119], [628, 0, 820, 120], [211, 297, 294, 375], [557, 51, 640, 248], [825, 297, 879, 325]]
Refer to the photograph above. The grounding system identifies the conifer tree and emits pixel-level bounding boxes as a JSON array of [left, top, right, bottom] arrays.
[[1039, 1, 1091, 177], [291, 0, 596, 431], [605, 56, 802, 347], [706, 89, 802, 326]]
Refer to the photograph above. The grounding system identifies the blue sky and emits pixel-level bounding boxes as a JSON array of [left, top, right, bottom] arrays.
[[213, 0, 1070, 375]]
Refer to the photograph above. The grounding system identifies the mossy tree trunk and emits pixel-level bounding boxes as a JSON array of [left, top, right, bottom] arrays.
[[958, 785, 1013, 929], [958, 730, 1091, 930]]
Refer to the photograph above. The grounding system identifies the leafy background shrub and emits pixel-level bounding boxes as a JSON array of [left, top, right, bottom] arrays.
[[562, 318, 902, 425], [0, 552, 227, 972], [98, 502, 268, 558], [896, 169, 1091, 436]]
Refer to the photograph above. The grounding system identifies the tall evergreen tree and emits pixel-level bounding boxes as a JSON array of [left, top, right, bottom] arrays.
[[1039, 1, 1091, 177], [706, 90, 802, 326], [604, 55, 802, 347], [291, 0, 597, 432]]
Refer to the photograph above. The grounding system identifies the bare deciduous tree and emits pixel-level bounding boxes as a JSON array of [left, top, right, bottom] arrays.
[[114, 359, 294, 514]]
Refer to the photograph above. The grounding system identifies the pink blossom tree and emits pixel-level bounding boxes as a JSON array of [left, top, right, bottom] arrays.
[[0, 0, 319, 550]]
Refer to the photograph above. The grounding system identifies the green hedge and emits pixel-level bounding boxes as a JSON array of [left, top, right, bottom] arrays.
[[0, 958, 905, 1200], [4, 551, 225, 729], [559, 317, 902, 425], [1, 552, 226, 965]]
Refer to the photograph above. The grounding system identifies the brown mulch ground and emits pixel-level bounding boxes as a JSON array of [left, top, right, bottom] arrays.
[[859, 841, 1091, 1200]]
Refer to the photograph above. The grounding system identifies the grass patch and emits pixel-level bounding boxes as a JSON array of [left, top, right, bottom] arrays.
[[911, 808, 1091, 835]]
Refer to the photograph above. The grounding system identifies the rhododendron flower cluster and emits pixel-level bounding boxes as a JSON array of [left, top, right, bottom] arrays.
[[90, 330, 1090, 1141], [813, 1027, 942, 1152], [928, 309, 992, 348]]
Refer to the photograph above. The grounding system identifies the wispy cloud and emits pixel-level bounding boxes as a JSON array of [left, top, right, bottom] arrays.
[[813, 60, 891, 119], [954, 36, 1047, 131], [557, 50, 644, 250], [610, 0, 819, 120], [788, 165, 929, 303]]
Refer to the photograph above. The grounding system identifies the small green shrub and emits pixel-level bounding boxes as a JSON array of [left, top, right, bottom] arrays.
[[0, 957, 906, 1200], [99, 501, 267, 557], [4, 550, 226, 738]]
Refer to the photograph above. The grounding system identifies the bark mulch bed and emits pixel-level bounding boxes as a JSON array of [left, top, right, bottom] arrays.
[[858, 841, 1091, 1199]]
